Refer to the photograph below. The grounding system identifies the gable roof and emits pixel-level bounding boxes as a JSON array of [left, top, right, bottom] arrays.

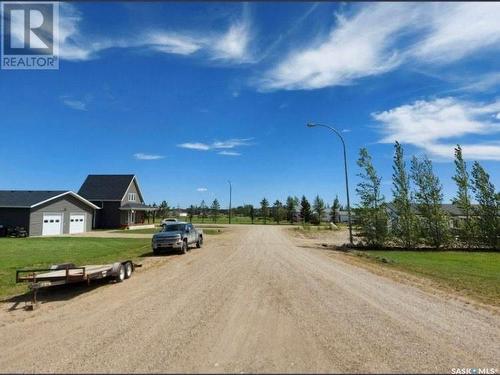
[[78, 174, 141, 201], [0, 190, 100, 209]]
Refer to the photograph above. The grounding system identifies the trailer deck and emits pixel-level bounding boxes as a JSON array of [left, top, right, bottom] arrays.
[[16, 260, 141, 309]]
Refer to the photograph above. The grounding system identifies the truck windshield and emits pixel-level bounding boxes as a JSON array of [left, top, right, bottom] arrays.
[[163, 224, 186, 232]]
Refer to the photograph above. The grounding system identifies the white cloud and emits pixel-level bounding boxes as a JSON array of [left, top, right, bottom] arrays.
[[62, 98, 87, 111], [146, 32, 202, 55], [373, 97, 500, 160], [218, 151, 241, 156], [211, 138, 253, 149], [133, 153, 165, 160], [177, 138, 252, 152], [55, 3, 253, 64], [196, 187, 208, 192], [177, 142, 211, 151], [259, 3, 410, 90], [410, 3, 500, 63], [259, 3, 500, 91], [211, 21, 252, 63]]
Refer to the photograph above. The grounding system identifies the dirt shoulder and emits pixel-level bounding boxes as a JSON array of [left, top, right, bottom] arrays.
[[288, 227, 500, 313]]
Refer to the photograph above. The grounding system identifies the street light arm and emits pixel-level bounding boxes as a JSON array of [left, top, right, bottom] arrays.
[[308, 123, 346, 148], [306, 122, 353, 245]]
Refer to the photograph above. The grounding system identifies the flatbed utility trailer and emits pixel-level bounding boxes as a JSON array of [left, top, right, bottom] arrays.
[[16, 260, 141, 309]]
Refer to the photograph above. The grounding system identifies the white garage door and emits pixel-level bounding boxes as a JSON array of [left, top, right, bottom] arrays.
[[42, 214, 63, 236], [70, 214, 85, 234]]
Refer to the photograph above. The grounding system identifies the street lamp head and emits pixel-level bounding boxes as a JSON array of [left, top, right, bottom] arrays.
[[306, 122, 316, 128]]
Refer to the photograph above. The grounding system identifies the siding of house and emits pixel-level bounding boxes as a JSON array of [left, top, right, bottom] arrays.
[[0, 208, 30, 234], [30, 195, 94, 236], [121, 179, 143, 205], [92, 201, 121, 229]]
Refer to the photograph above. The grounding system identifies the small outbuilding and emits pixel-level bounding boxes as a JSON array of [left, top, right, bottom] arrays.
[[0, 190, 100, 236]]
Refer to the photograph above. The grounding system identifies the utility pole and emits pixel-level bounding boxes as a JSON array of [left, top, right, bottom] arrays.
[[228, 180, 232, 224]]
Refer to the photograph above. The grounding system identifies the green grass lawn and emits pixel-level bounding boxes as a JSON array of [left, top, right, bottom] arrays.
[[0, 237, 150, 300], [361, 250, 500, 306]]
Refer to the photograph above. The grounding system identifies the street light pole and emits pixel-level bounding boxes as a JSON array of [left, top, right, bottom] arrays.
[[306, 122, 354, 245], [228, 180, 232, 224]]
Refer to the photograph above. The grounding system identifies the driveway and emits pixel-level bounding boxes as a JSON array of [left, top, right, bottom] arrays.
[[0, 225, 498, 373]]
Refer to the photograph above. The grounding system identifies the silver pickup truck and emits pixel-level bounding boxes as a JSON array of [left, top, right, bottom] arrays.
[[152, 222, 203, 255]]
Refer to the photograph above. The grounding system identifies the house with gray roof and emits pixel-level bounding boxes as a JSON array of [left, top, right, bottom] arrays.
[[78, 174, 156, 229], [0, 190, 99, 236]]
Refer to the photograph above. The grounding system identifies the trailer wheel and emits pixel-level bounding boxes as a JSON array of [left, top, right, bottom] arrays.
[[124, 262, 133, 279], [115, 264, 125, 282]]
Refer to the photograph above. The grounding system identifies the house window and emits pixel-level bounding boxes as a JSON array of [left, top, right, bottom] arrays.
[[128, 192, 136, 202]]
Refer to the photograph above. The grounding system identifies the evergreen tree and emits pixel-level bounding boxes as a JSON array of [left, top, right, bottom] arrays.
[[331, 195, 340, 223], [391, 142, 419, 248], [187, 205, 196, 223], [272, 200, 284, 224], [285, 196, 298, 223], [411, 156, 449, 249], [300, 196, 312, 224], [210, 199, 220, 223], [199, 200, 208, 223], [452, 145, 475, 248], [471, 162, 499, 249], [249, 205, 255, 224], [312, 195, 326, 225], [260, 198, 269, 224], [354, 148, 389, 247]]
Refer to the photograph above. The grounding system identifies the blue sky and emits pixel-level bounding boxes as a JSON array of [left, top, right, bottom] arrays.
[[1, 2, 499, 208]]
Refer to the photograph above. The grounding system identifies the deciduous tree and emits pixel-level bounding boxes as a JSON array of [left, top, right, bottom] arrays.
[[411, 156, 449, 249], [471, 162, 499, 249], [391, 142, 419, 248], [210, 199, 220, 223], [272, 200, 284, 224], [331, 195, 340, 223], [452, 145, 475, 248], [355, 148, 389, 247]]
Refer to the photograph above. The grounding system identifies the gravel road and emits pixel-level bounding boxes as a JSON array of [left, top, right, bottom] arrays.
[[1, 225, 498, 373]]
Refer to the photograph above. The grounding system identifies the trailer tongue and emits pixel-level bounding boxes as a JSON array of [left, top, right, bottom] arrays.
[[16, 260, 141, 309]]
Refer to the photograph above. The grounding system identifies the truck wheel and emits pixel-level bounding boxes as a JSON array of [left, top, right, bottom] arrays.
[[196, 235, 203, 248], [115, 264, 125, 282], [181, 240, 188, 254], [153, 249, 160, 256], [124, 262, 133, 279]]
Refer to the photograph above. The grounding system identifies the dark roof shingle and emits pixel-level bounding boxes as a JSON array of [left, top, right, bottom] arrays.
[[78, 175, 135, 201], [0, 191, 68, 207]]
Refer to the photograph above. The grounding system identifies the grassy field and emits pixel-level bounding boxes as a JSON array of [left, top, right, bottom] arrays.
[[112, 226, 224, 235], [359, 250, 500, 306], [0, 237, 150, 300], [152, 215, 296, 225]]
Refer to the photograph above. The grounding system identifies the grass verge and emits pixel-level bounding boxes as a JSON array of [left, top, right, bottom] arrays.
[[355, 250, 500, 306], [0, 237, 150, 300]]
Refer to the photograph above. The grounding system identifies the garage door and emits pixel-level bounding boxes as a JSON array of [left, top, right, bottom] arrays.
[[42, 214, 63, 236], [69, 214, 85, 234]]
